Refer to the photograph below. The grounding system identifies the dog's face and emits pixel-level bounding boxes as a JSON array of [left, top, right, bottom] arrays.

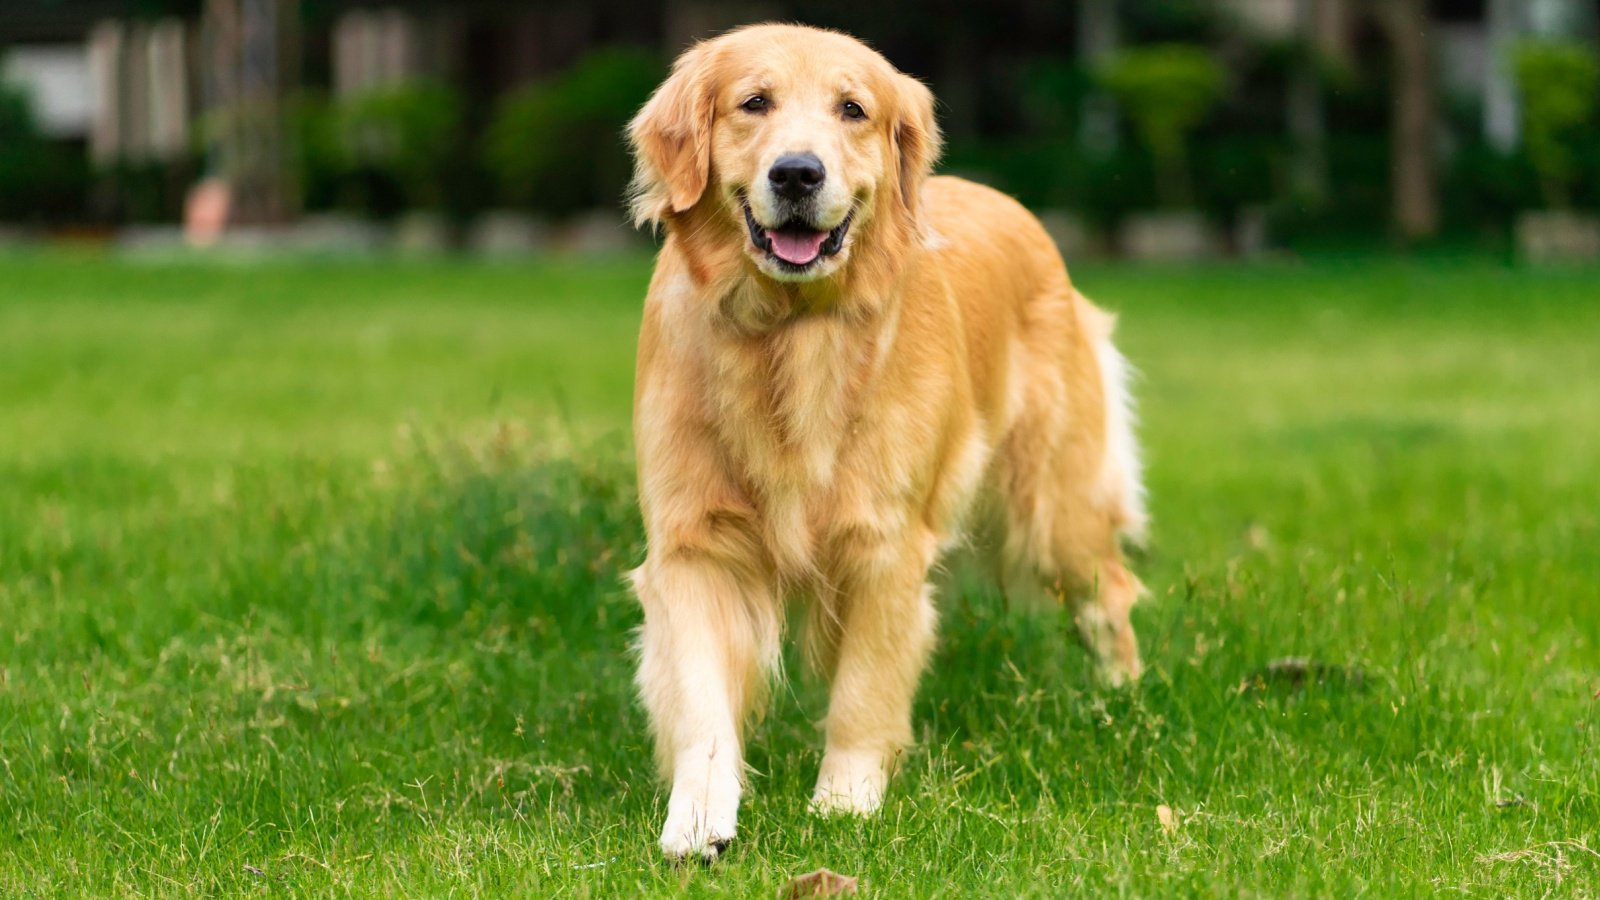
[[715, 52, 884, 282], [628, 25, 940, 285]]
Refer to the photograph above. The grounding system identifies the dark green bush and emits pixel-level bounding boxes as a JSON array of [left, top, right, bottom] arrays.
[[100, 160, 194, 223], [1097, 44, 1225, 208], [0, 82, 90, 224], [1512, 40, 1599, 209], [482, 48, 661, 217], [1195, 133, 1281, 217], [1443, 143, 1540, 234], [338, 80, 464, 213], [289, 91, 346, 213], [942, 137, 1156, 226], [1270, 133, 1389, 246], [1014, 57, 1090, 137]]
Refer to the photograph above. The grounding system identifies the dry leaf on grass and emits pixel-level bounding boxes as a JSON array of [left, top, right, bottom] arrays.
[[1157, 804, 1178, 834], [780, 867, 859, 899], [1252, 657, 1366, 690]]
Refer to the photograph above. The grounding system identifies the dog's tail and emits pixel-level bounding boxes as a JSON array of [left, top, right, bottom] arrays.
[[1076, 292, 1149, 547]]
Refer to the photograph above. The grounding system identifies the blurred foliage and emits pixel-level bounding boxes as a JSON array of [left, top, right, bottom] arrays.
[[5, 7, 1598, 243], [98, 161, 193, 223], [1271, 134, 1388, 244], [1444, 142, 1540, 232], [1196, 134, 1280, 217], [482, 49, 662, 217], [1098, 44, 1226, 208], [287, 82, 475, 219], [339, 81, 464, 212], [289, 91, 345, 213], [944, 137, 1153, 225], [1014, 57, 1088, 137], [1123, 0, 1225, 43], [0, 83, 39, 154], [0, 81, 89, 224], [1512, 41, 1600, 209]]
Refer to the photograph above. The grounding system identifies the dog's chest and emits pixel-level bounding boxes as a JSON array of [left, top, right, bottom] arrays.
[[709, 320, 878, 574]]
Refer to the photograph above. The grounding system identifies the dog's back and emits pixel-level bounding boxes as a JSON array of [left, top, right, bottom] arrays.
[[903, 176, 1147, 669]]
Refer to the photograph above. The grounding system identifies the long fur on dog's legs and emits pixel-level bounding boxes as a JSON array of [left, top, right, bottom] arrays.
[[990, 289, 1146, 686], [810, 529, 939, 815], [632, 555, 779, 859]]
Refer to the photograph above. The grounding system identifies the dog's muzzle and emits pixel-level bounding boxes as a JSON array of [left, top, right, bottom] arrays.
[[742, 196, 853, 270]]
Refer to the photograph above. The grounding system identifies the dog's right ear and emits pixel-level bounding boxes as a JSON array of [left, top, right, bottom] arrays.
[[627, 43, 716, 229]]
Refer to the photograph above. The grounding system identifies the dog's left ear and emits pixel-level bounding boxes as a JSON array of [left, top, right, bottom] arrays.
[[893, 73, 942, 220], [627, 42, 716, 229]]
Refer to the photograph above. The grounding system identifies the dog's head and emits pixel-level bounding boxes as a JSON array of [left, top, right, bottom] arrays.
[[628, 24, 940, 286]]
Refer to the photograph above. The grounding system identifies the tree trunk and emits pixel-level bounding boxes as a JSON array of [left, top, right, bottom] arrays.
[[201, 0, 298, 224], [1483, 0, 1522, 152], [1287, 0, 1329, 205], [1077, 0, 1119, 157], [1381, 0, 1439, 242]]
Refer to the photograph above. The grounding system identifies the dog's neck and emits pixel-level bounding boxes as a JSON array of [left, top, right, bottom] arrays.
[[716, 275, 866, 332]]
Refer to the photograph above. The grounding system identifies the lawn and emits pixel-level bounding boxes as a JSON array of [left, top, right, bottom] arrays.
[[1, 251, 1597, 896]]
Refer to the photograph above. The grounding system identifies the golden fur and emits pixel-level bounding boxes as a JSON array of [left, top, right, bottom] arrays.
[[625, 24, 1147, 859]]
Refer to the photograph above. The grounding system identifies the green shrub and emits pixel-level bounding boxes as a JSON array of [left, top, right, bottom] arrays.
[[941, 137, 1156, 226], [482, 48, 661, 217], [0, 81, 43, 219], [1512, 41, 1599, 209], [0, 81, 37, 147], [0, 81, 89, 223], [1195, 133, 1281, 216], [1098, 44, 1226, 208], [1270, 133, 1389, 246], [338, 80, 463, 211], [1014, 57, 1090, 137], [288, 91, 346, 213], [1443, 143, 1540, 235]]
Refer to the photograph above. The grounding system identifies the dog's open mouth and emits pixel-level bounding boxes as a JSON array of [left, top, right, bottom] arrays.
[[742, 197, 853, 269]]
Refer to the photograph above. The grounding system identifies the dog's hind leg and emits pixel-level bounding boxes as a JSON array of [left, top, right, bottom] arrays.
[[995, 294, 1147, 685], [1001, 480, 1145, 685]]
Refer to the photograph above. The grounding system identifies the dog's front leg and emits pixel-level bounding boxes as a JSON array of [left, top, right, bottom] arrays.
[[631, 554, 776, 860], [811, 529, 939, 816]]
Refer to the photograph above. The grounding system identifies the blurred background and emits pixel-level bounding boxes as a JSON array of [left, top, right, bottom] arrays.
[[2, 0, 1599, 262]]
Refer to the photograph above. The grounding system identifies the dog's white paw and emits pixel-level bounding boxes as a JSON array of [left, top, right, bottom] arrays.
[[658, 766, 740, 861], [809, 749, 888, 816], [658, 820, 734, 861]]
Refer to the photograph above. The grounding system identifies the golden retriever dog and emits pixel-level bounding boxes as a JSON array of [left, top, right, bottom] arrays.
[[625, 23, 1147, 859]]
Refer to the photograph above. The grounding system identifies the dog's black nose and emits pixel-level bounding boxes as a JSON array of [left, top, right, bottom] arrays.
[[768, 153, 825, 200]]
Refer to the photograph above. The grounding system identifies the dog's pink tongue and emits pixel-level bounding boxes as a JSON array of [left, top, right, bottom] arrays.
[[767, 229, 827, 265]]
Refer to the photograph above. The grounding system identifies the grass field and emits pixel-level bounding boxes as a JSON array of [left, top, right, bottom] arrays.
[[2, 251, 1598, 896]]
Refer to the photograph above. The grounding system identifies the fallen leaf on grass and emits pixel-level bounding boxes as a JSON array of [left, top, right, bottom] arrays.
[[1157, 804, 1178, 834], [1243, 657, 1366, 692], [780, 867, 859, 899]]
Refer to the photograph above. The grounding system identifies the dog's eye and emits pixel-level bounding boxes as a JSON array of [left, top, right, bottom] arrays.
[[842, 100, 867, 120], [740, 95, 769, 113]]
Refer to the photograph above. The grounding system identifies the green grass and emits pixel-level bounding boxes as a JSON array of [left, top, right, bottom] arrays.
[[2, 251, 1598, 896]]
